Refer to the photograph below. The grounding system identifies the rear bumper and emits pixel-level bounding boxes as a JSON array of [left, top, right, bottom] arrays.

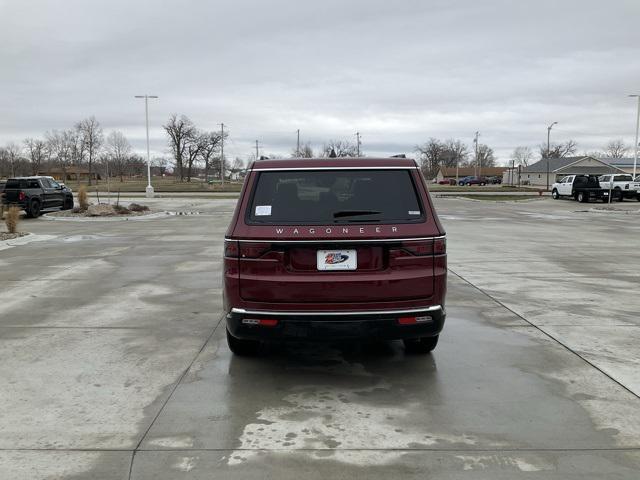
[[226, 305, 445, 341]]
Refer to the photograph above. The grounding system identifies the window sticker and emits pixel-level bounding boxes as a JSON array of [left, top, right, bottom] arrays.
[[408, 210, 421, 215], [255, 205, 272, 216]]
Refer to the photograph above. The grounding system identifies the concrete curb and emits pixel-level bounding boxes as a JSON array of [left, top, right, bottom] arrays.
[[41, 211, 175, 222]]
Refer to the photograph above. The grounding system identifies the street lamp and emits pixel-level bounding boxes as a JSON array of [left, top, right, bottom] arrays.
[[546, 121, 558, 190], [629, 95, 640, 180], [134, 95, 158, 197]]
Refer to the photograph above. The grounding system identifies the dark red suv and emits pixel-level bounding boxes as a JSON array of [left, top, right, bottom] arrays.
[[223, 157, 447, 355]]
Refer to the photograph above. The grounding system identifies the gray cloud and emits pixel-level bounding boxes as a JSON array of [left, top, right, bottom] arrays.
[[1, 0, 639, 162]]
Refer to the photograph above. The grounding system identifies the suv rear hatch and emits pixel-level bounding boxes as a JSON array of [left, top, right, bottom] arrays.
[[230, 168, 443, 304]]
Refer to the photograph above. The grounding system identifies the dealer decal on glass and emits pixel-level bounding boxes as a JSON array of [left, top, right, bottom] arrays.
[[316, 249, 357, 271]]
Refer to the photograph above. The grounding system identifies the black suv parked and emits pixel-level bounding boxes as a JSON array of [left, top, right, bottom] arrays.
[[1, 176, 74, 217]]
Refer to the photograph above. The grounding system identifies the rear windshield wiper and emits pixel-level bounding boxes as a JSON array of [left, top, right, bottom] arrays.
[[332, 210, 382, 218]]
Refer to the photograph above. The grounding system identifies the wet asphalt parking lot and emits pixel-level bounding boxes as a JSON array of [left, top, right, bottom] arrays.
[[0, 195, 639, 479]]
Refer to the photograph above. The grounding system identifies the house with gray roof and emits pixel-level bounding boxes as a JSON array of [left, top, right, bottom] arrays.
[[599, 157, 639, 176], [516, 156, 625, 187]]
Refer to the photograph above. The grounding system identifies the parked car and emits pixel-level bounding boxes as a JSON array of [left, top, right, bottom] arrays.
[[223, 157, 447, 355], [551, 175, 611, 202], [459, 176, 487, 186], [1, 176, 74, 217], [484, 176, 502, 184], [597, 174, 640, 201]]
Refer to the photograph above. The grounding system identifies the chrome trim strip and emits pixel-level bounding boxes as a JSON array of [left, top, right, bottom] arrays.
[[231, 305, 442, 317], [225, 235, 446, 244], [251, 166, 418, 171]]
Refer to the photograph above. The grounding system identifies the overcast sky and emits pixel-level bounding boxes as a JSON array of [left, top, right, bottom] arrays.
[[1, 0, 640, 164]]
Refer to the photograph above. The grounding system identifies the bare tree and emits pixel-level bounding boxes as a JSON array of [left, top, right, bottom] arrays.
[[442, 139, 469, 168], [415, 138, 444, 176], [539, 139, 578, 158], [0, 143, 24, 177], [604, 139, 628, 158], [76, 117, 103, 185], [152, 156, 170, 176], [164, 114, 196, 181], [185, 134, 203, 182], [46, 130, 75, 182], [510, 146, 533, 167], [23, 139, 49, 175], [196, 131, 224, 182], [415, 138, 469, 177], [290, 142, 314, 158], [320, 140, 358, 158], [105, 131, 132, 182], [231, 157, 244, 176], [476, 144, 496, 168]]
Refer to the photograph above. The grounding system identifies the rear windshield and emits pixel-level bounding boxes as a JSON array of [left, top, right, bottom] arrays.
[[246, 169, 425, 225], [6, 179, 40, 189], [5, 179, 23, 189]]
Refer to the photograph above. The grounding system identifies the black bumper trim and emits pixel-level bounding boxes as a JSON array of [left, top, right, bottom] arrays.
[[226, 306, 445, 341]]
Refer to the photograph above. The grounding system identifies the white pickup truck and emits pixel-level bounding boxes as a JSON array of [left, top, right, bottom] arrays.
[[597, 174, 640, 201]]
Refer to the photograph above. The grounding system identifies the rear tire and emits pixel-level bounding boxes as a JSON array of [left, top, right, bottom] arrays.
[[577, 191, 587, 203], [26, 200, 41, 218], [226, 329, 262, 356], [403, 335, 439, 354], [614, 188, 623, 202]]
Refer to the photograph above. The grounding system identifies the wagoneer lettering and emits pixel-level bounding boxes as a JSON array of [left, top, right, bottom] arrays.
[[223, 157, 447, 356]]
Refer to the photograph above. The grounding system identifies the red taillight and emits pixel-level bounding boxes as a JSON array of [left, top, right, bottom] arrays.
[[398, 315, 433, 325], [400, 240, 434, 256], [239, 242, 272, 259], [224, 240, 239, 257], [18, 192, 26, 201], [242, 318, 278, 327], [389, 238, 446, 258]]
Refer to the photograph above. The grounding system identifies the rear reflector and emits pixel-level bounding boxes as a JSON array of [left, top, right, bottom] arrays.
[[397, 315, 433, 325], [242, 318, 278, 327]]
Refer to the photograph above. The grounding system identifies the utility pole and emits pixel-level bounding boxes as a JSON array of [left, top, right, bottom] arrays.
[[356, 132, 361, 157], [629, 95, 640, 179], [473, 131, 479, 177], [219, 123, 225, 187], [546, 121, 558, 191], [255, 140, 259, 160], [296, 129, 300, 157], [134, 95, 158, 197]]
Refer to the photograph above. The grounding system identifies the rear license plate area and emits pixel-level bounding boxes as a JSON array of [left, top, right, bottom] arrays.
[[316, 249, 357, 271]]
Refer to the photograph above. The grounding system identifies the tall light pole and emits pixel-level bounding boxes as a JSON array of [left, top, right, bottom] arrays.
[[546, 121, 558, 190], [355, 132, 361, 157], [219, 123, 225, 187], [296, 129, 300, 157], [134, 95, 158, 197], [629, 95, 640, 179]]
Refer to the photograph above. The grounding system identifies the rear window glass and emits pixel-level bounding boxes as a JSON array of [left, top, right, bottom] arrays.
[[5, 179, 25, 189], [246, 169, 424, 224]]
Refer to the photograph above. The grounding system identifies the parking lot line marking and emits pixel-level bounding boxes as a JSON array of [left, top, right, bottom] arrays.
[[448, 268, 640, 403]]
